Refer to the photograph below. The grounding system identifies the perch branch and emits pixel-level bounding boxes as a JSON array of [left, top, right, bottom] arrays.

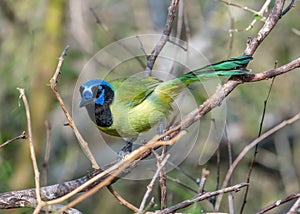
[[57, 132, 185, 213]]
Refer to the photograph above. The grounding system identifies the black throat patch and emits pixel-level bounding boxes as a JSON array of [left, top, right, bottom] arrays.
[[84, 84, 114, 127]]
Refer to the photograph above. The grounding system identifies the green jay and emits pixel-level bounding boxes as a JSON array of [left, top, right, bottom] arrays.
[[79, 55, 252, 150]]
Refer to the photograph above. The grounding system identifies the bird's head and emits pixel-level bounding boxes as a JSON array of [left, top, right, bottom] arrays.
[[79, 79, 114, 108]]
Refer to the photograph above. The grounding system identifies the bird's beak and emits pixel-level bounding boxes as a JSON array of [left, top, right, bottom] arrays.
[[79, 98, 94, 108]]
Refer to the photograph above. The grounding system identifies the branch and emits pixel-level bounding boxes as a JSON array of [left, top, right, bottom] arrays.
[[138, 154, 170, 213], [244, 0, 285, 56], [242, 57, 300, 82], [49, 45, 99, 170], [17, 88, 43, 213], [0, 131, 26, 148], [288, 197, 300, 214], [107, 185, 139, 212], [154, 182, 248, 214], [215, 111, 300, 210], [256, 193, 300, 214], [145, 0, 179, 76], [57, 132, 185, 213]]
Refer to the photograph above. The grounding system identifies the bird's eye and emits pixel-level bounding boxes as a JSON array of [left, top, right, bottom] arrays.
[[79, 86, 84, 94], [93, 85, 102, 97]]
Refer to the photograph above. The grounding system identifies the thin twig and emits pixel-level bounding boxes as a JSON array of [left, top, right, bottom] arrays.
[[281, 0, 295, 16], [159, 146, 167, 209], [145, 0, 179, 77], [0, 131, 26, 148], [144, 197, 156, 214], [43, 120, 52, 186], [49, 45, 99, 170], [215, 111, 300, 210], [197, 168, 209, 194], [222, 126, 234, 213], [220, 0, 270, 32], [167, 161, 198, 184], [106, 185, 139, 212], [155, 183, 248, 214], [89, 7, 108, 31], [138, 154, 170, 213], [240, 74, 276, 213], [215, 144, 220, 206], [256, 192, 300, 214], [17, 88, 44, 213], [244, 0, 285, 56], [89, 7, 145, 69], [288, 197, 300, 214], [166, 175, 197, 193]]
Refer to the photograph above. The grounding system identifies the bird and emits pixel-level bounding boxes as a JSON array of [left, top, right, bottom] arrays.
[[79, 55, 252, 150]]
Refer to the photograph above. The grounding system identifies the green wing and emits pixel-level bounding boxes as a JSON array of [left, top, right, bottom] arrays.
[[110, 76, 161, 107]]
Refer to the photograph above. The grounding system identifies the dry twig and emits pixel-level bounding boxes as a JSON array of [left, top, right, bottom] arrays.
[[49, 45, 99, 170], [138, 154, 170, 213], [216, 111, 300, 210], [0, 131, 26, 148], [145, 0, 179, 76], [256, 192, 300, 214], [17, 88, 43, 213], [155, 182, 248, 214]]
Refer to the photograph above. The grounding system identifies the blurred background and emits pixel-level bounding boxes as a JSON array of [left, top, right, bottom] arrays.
[[0, 0, 299, 213]]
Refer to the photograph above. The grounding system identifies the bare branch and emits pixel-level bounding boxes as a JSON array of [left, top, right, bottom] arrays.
[[43, 120, 52, 186], [256, 193, 300, 214], [107, 185, 139, 213], [57, 132, 185, 213], [197, 168, 209, 194], [145, 0, 179, 76], [17, 88, 43, 213], [49, 45, 99, 170], [155, 183, 248, 214], [0, 131, 26, 148], [138, 154, 170, 213], [244, 0, 285, 56], [288, 197, 300, 214], [240, 75, 276, 213], [216, 111, 300, 210]]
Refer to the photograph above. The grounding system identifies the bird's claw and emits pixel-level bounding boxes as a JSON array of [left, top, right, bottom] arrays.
[[117, 141, 133, 160]]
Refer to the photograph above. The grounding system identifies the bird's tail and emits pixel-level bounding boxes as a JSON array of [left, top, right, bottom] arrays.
[[178, 55, 253, 85]]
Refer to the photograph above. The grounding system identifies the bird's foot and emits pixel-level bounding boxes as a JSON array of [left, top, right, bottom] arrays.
[[117, 141, 133, 160]]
